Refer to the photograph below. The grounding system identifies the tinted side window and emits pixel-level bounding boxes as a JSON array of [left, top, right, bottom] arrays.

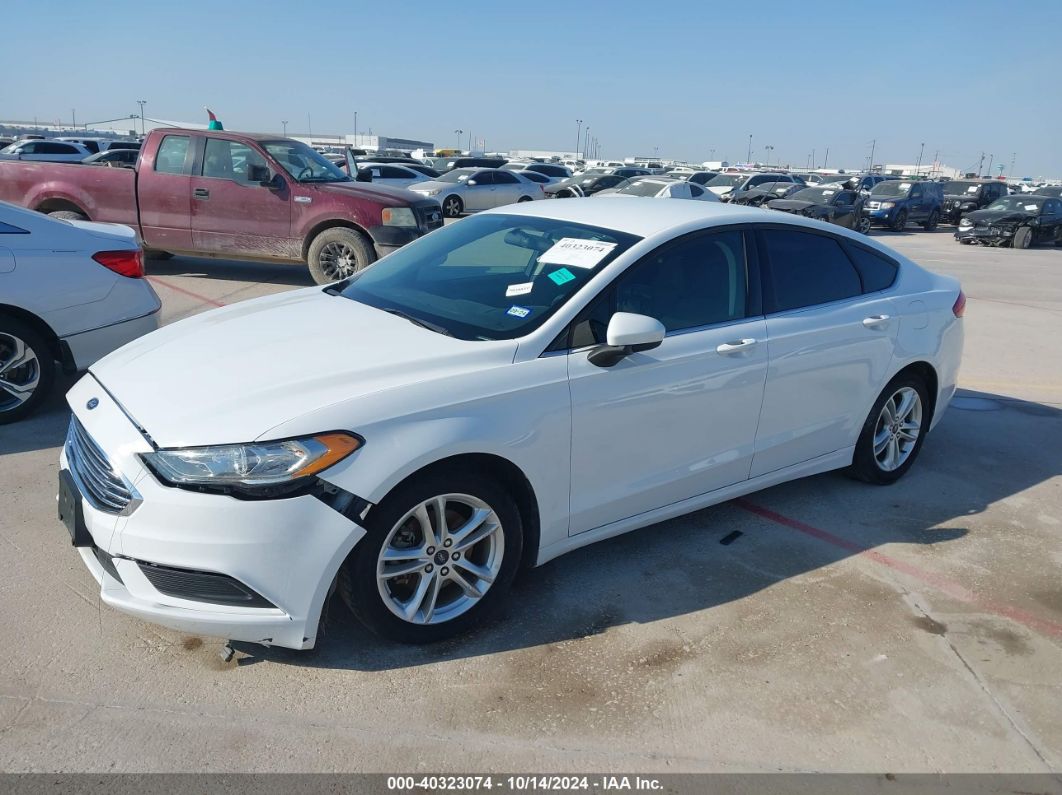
[[614, 230, 748, 333], [155, 135, 191, 174], [689, 184, 705, 196], [471, 171, 494, 185], [0, 222, 29, 234], [762, 229, 861, 312], [493, 171, 519, 184], [846, 245, 898, 293], [381, 166, 410, 179]]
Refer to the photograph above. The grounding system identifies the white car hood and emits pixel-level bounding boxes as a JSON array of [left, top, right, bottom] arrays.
[[708, 186, 735, 196], [89, 288, 517, 447]]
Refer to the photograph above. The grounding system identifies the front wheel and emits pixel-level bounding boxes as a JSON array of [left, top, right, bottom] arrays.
[[306, 227, 376, 285], [340, 467, 523, 643], [1013, 226, 1033, 249], [517, 195, 533, 202], [442, 195, 464, 218], [849, 374, 929, 484], [889, 210, 907, 232], [0, 317, 54, 425], [857, 216, 873, 235], [47, 210, 87, 222]]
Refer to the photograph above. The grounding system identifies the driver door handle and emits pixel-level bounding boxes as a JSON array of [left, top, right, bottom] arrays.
[[862, 314, 891, 328], [716, 338, 757, 354], [193, 188, 210, 200]]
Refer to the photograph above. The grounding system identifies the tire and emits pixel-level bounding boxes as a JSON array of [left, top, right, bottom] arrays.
[[517, 195, 533, 202], [959, 238, 974, 245], [442, 195, 464, 218], [143, 249, 174, 261], [1013, 226, 1033, 250], [47, 210, 87, 222], [306, 227, 376, 285], [857, 216, 873, 235], [923, 210, 939, 231], [849, 373, 930, 485], [889, 210, 907, 232], [339, 466, 523, 643], [0, 316, 55, 425]]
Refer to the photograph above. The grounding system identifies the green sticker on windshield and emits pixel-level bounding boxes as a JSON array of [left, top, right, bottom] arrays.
[[548, 267, 576, 285]]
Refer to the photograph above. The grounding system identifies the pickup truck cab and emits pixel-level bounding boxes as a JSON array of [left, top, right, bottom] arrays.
[[0, 129, 443, 284]]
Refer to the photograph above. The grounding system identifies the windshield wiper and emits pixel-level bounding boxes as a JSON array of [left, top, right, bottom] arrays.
[[380, 308, 453, 336]]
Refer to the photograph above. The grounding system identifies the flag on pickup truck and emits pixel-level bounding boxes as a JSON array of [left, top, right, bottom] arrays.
[[205, 108, 224, 130]]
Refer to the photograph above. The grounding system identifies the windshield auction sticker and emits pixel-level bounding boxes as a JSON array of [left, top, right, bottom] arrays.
[[539, 238, 617, 269], [505, 282, 534, 297]]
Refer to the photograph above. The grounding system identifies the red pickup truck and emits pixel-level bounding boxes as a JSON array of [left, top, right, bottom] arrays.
[[0, 128, 443, 284]]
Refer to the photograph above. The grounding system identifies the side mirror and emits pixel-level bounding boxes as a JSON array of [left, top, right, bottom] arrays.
[[355, 169, 372, 182], [466, 179, 477, 186], [588, 312, 666, 368], [247, 164, 271, 185]]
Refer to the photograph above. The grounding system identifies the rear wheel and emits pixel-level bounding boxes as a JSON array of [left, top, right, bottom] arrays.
[[339, 467, 523, 643], [306, 227, 376, 285], [849, 374, 929, 485], [889, 210, 907, 232], [517, 195, 533, 202], [47, 210, 87, 222], [442, 195, 464, 218], [0, 317, 54, 425], [1013, 226, 1033, 249]]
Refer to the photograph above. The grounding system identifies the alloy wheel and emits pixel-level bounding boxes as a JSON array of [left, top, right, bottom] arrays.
[[872, 387, 922, 472], [318, 241, 362, 280], [376, 493, 504, 625], [0, 333, 41, 412]]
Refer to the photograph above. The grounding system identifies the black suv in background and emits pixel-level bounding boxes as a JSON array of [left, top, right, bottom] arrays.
[[941, 180, 1009, 224]]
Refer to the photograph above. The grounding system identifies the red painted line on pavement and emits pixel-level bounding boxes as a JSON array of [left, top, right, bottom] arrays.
[[734, 498, 1062, 640], [147, 276, 227, 309]]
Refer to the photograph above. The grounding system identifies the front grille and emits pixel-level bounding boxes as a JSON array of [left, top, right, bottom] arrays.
[[414, 200, 444, 231], [138, 562, 275, 608], [66, 416, 134, 514]]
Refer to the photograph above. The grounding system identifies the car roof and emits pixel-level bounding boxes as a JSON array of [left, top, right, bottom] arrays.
[[483, 196, 781, 236]]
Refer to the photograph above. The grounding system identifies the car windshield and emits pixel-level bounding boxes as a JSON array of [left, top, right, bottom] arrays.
[[436, 168, 477, 183], [337, 214, 641, 341], [943, 181, 982, 196], [870, 181, 912, 197], [987, 196, 1044, 214], [787, 188, 837, 203], [261, 140, 350, 183], [617, 180, 666, 196], [705, 174, 747, 187]]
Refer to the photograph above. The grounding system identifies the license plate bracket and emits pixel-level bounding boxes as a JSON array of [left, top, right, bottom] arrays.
[[58, 469, 92, 547]]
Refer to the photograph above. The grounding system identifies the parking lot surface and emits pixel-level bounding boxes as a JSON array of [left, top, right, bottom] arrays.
[[1, 226, 1060, 772]]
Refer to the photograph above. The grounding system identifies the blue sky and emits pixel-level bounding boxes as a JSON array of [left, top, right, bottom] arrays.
[[4, 0, 1061, 176]]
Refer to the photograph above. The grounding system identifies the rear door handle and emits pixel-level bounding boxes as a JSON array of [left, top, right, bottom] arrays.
[[862, 314, 891, 328], [716, 338, 758, 354], [193, 188, 210, 200]]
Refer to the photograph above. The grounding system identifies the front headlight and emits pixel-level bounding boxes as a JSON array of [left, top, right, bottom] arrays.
[[959, 218, 973, 227], [879, 201, 895, 209], [381, 207, 417, 228], [141, 433, 362, 495]]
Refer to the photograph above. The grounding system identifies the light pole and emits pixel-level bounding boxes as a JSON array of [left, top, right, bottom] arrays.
[[454, 129, 463, 150], [747, 134, 752, 164], [709, 148, 715, 161], [764, 145, 774, 167], [986, 153, 994, 178], [916, 142, 925, 177], [354, 111, 358, 146], [281, 120, 288, 136], [583, 126, 590, 159], [575, 119, 582, 160], [136, 100, 147, 136]]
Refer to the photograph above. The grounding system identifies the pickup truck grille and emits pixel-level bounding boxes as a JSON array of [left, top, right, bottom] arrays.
[[413, 201, 444, 232], [65, 415, 135, 514]]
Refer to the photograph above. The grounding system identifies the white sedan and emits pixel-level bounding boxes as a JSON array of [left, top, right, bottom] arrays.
[[595, 176, 720, 201], [59, 200, 963, 648], [0, 202, 160, 424], [355, 162, 432, 189], [408, 168, 543, 217]]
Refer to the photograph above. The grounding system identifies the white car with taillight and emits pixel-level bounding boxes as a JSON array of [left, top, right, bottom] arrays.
[[58, 200, 963, 649], [0, 201, 160, 424]]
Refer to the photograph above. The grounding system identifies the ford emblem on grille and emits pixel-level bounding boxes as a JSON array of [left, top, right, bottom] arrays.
[[86, 398, 99, 410]]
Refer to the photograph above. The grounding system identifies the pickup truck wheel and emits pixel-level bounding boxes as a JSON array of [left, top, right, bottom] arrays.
[[0, 317, 54, 425], [47, 210, 87, 222], [1013, 227, 1033, 249], [307, 228, 376, 285]]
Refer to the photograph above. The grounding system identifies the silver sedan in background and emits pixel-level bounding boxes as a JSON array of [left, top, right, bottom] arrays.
[[408, 168, 544, 217]]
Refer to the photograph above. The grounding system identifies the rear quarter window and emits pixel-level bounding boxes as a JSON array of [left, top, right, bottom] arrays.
[[845, 244, 899, 293]]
